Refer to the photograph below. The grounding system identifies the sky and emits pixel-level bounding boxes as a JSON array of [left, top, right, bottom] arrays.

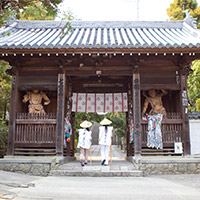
[[58, 0, 200, 21]]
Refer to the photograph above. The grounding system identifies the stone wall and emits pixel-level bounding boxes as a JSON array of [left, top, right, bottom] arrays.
[[130, 156, 200, 176], [0, 162, 51, 176], [1, 156, 200, 176], [0, 156, 69, 176]]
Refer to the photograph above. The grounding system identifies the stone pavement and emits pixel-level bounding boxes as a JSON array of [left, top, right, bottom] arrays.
[[49, 145, 143, 177], [1, 146, 200, 199], [0, 170, 40, 199], [1, 170, 200, 200]]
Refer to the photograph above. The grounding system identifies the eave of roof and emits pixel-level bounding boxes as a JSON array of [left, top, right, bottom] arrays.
[[0, 19, 200, 53], [189, 113, 200, 120]]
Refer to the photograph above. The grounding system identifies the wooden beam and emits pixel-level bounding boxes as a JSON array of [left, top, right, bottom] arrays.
[[18, 85, 57, 91], [65, 66, 132, 71], [141, 84, 180, 90], [14, 143, 55, 148], [180, 73, 190, 155], [7, 70, 19, 155], [1, 47, 200, 55], [70, 76, 130, 84], [72, 87, 127, 93], [56, 72, 66, 156], [65, 70, 132, 76], [15, 119, 57, 124], [132, 71, 141, 155]]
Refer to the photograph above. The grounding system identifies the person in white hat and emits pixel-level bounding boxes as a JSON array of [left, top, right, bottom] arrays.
[[77, 120, 92, 166], [98, 118, 113, 166]]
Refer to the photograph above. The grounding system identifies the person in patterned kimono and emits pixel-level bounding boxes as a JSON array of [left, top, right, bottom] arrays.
[[142, 89, 167, 150], [99, 118, 113, 166], [77, 120, 92, 166]]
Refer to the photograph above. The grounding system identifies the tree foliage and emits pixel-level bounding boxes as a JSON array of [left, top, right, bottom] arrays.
[[0, 120, 8, 157], [20, 2, 55, 20], [0, 0, 63, 26], [187, 60, 200, 112], [167, 0, 200, 28], [0, 61, 10, 157], [75, 112, 103, 131], [167, 1, 200, 112], [106, 112, 126, 138], [0, 60, 11, 120]]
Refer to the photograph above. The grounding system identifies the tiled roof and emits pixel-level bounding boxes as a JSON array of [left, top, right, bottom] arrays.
[[189, 113, 200, 119], [0, 19, 200, 50]]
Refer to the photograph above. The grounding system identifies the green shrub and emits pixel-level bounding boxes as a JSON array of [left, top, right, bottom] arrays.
[[196, 98, 200, 112], [0, 121, 8, 158]]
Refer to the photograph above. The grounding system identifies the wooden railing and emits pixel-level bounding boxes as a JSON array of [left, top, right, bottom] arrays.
[[16, 113, 57, 119], [15, 113, 57, 146]]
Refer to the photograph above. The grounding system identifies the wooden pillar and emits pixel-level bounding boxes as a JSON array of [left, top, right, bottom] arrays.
[[127, 83, 133, 156], [126, 112, 130, 157], [180, 72, 190, 155], [56, 71, 66, 156], [7, 69, 19, 155], [132, 71, 141, 155], [71, 112, 75, 156]]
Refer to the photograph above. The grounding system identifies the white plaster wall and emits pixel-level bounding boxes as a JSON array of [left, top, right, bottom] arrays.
[[189, 120, 200, 155]]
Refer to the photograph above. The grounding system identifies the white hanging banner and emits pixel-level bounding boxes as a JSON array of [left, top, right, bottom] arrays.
[[72, 93, 128, 113]]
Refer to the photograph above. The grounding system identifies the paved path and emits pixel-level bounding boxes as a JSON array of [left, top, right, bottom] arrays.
[[50, 145, 141, 176], [1, 171, 200, 200], [1, 146, 200, 199]]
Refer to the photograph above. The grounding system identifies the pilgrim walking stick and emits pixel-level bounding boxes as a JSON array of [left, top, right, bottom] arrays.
[[110, 143, 112, 165], [90, 145, 92, 165]]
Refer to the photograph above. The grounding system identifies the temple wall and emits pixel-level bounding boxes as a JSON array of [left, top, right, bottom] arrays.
[[189, 120, 200, 155]]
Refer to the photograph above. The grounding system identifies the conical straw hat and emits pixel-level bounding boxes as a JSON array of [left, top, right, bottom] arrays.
[[80, 120, 92, 128], [100, 118, 112, 125]]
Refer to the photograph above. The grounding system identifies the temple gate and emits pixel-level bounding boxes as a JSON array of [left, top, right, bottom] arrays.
[[0, 18, 200, 157]]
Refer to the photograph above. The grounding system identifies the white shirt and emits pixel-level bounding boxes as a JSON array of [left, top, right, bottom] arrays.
[[98, 126, 113, 145], [77, 129, 92, 149]]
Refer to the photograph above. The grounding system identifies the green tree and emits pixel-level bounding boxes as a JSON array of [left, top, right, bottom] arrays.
[[0, 61, 11, 121], [20, 2, 54, 20], [75, 112, 103, 132], [0, 120, 8, 157], [187, 60, 200, 112], [0, 61, 11, 157], [0, 0, 63, 26], [167, 0, 200, 28], [105, 113, 126, 139], [167, 1, 200, 112]]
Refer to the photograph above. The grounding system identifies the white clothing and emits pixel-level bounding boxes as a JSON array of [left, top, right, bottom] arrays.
[[100, 145, 110, 165], [98, 126, 113, 145], [77, 129, 92, 149], [99, 126, 113, 165]]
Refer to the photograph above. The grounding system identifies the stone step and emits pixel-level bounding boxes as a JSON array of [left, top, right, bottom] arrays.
[[49, 168, 143, 177]]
